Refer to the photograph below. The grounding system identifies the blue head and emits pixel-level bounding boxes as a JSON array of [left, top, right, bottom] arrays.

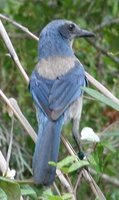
[[38, 19, 94, 60]]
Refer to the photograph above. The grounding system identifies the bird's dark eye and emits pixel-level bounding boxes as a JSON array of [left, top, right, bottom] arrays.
[[68, 23, 75, 31]]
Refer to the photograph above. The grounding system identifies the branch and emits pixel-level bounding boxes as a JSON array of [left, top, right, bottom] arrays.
[[101, 173, 119, 187], [74, 171, 83, 195], [86, 38, 119, 64], [0, 92, 37, 143], [0, 150, 10, 176], [85, 72, 119, 104], [0, 14, 38, 41], [5, 115, 14, 174], [94, 18, 119, 32], [90, 169, 119, 188], [0, 20, 29, 84]]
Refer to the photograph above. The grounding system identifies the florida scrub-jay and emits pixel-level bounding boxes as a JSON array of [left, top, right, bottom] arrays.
[[29, 20, 94, 186]]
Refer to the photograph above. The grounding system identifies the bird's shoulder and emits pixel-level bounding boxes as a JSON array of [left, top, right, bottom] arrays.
[[35, 56, 84, 79]]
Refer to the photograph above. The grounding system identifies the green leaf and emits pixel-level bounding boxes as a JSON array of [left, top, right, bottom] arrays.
[[20, 184, 37, 198], [0, 188, 7, 200], [113, 0, 118, 16], [62, 193, 73, 200], [82, 87, 119, 111], [0, 177, 21, 200], [49, 156, 77, 169], [48, 161, 57, 167], [45, 193, 73, 200], [101, 141, 116, 153], [60, 167, 70, 173], [88, 155, 97, 166], [48, 195, 62, 200], [68, 160, 89, 173], [97, 145, 104, 156], [88, 154, 101, 173], [95, 197, 100, 200], [57, 156, 76, 168], [48, 161, 69, 173], [42, 188, 53, 200], [49, 156, 89, 173]]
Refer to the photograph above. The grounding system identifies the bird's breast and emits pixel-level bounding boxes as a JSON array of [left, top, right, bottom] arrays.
[[36, 56, 79, 79]]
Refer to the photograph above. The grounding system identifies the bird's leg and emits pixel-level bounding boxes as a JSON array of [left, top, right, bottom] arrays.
[[72, 118, 84, 160]]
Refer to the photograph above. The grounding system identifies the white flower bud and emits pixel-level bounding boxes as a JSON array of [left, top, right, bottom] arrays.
[[81, 127, 100, 143]]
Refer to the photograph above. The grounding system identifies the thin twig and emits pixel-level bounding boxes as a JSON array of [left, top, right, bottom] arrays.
[[0, 150, 10, 175], [0, 14, 39, 41], [0, 20, 29, 83], [94, 18, 119, 32], [74, 171, 83, 195], [5, 115, 14, 174], [101, 120, 119, 135], [53, 182, 61, 197], [86, 38, 119, 64], [90, 169, 119, 188], [85, 72, 119, 104], [101, 173, 119, 187], [0, 94, 37, 142], [56, 169, 75, 200], [83, 169, 106, 200]]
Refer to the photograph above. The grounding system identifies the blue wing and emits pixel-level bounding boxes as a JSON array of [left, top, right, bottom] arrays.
[[29, 73, 53, 118], [29, 61, 87, 120]]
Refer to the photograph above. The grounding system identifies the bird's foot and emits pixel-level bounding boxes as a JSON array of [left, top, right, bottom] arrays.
[[77, 150, 86, 160]]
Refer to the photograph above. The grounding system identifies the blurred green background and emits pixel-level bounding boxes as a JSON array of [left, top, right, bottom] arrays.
[[0, 0, 119, 199]]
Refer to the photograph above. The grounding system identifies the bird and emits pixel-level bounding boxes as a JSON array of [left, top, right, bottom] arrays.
[[29, 19, 94, 186]]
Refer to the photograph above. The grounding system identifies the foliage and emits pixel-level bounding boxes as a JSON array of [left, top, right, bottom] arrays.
[[0, 177, 21, 200], [49, 155, 89, 173], [0, 0, 119, 199]]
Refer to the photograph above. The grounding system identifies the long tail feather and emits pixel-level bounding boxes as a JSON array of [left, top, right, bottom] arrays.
[[33, 116, 63, 186]]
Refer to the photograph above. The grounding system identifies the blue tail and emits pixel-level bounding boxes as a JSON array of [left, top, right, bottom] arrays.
[[33, 115, 63, 186]]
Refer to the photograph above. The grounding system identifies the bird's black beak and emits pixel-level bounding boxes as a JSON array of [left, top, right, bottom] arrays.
[[79, 29, 95, 37], [76, 27, 95, 38]]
